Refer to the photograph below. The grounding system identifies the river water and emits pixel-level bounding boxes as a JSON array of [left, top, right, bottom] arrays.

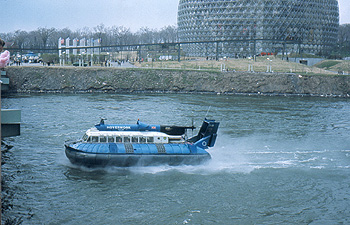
[[2, 93, 350, 224]]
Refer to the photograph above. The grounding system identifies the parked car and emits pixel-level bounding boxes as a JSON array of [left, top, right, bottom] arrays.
[[73, 62, 88, 67]]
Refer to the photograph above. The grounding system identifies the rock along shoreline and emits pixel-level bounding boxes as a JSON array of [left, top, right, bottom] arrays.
[[4, 66, 350, 97]]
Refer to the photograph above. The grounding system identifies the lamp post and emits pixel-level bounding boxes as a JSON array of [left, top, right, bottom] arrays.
[[81, 51, 86, 67], [107, 52, 111, 67], [62, 51, 66, 66], [266, 58, 272, 73]]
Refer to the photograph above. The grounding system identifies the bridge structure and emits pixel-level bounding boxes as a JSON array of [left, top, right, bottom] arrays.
[[1, 71, 21, 138], [1, 70, 21, 224], [5, 38, 303, 64]]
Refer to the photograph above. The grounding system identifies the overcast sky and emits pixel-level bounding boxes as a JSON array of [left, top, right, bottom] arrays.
[[1, 0, 349, 33]]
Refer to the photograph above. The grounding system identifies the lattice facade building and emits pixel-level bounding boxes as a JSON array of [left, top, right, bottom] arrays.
[[177, 0, 339, 57]]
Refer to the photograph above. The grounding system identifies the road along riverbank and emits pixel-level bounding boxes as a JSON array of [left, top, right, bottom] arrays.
[[4, 66, 350, 97]]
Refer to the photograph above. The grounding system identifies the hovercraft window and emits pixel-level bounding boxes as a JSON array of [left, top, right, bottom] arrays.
[[132, 137, 138, 143], [108, 136, 114, 142], [116, 136, 123, 143], [92, 136, 99, 142], [139, 137, 146, 143], [147, 137, 154, 143], [124, 137, 130, 142], [100, 136, 107, 143], [83, 134, 88, 141]]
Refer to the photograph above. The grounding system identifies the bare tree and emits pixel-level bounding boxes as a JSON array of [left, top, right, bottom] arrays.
[[137, 27, 157, 44], [74, 27, 92, 40], [2, 24, 179, 52], [339, 24, 350, 43], [13, 30, 29, 49], [36, 27, 56, 49], [118, 26, 134, 45], [93, 24, 107, 45], [338, 24, 350, 57], [159, 25, 178, 43]]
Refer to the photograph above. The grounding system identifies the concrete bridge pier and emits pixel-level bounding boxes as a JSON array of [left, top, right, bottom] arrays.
[[1, 70, 21, 224], [1, 70, 9, 91], [1, 109, 21, 137]]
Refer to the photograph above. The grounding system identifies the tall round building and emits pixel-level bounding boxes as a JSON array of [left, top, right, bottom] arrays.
[[177, 0, 339, 57]]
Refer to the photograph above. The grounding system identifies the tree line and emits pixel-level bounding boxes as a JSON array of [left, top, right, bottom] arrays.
[[0, 24, 178, 50], [1, 23, 349, 58], [337, 24, 350, 58]]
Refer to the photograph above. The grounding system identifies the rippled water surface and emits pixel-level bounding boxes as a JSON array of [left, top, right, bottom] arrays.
[[2, 93, 350, 224]]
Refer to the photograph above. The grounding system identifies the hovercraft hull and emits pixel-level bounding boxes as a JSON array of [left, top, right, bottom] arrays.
[[65, 145, 211, 167]]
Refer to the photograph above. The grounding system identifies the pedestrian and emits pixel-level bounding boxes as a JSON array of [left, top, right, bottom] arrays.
[[0, 38, 5, 52], [0, 38, 10, 68]]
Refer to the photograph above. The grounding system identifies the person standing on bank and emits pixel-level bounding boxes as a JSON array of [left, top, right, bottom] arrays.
[[0, 38, 10, 68], [0, 38, 5, 52]]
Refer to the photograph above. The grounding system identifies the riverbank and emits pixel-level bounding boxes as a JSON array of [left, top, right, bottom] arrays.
[[3, 66, 350, 97]]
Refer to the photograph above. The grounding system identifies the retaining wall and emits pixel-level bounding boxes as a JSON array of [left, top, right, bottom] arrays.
[[4, 67, 350, 97]]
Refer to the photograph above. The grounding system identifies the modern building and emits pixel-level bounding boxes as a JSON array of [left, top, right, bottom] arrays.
[[177, 0, 339, 58]]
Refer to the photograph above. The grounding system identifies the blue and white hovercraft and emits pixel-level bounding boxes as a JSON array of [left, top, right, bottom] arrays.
[[65, 118, 219, 167]]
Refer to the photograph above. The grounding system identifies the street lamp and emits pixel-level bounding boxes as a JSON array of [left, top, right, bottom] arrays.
[[266, 58, 272, 72], [62, 51, 66, 66], [81, 51, 86, 67]]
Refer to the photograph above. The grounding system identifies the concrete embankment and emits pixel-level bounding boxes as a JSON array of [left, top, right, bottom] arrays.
[[4, 66, 350, 97]]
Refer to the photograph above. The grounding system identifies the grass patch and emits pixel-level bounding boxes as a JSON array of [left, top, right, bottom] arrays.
[[288, 53, 322, 58], [314, 60, 342, 69]]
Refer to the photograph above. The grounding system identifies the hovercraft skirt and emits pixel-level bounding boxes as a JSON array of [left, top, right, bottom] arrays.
[[65, 147, 211, 167]]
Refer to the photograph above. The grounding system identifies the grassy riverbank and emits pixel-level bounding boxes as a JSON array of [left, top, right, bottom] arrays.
[[133, 56, 349, 75]]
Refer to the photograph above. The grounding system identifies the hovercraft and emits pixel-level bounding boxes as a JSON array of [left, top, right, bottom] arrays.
[[65, 118, 219, 167]]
